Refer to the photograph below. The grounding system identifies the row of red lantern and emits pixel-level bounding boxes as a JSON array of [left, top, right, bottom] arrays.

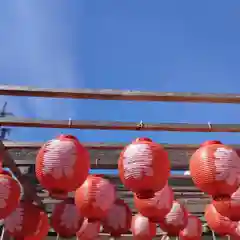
[[1, 195, 203, 240], [33, 135, 240, 237], [2, 200, 100, 240]]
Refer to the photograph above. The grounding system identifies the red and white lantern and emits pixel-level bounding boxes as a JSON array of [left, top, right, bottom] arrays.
[[205, 204, 237, 236], [36, 135, 90, 194], [131, 213, 156, 240], [179, 215, 202, 240], [25, 211, 49, 240], [102, 199, 132, 237], [75, 175, 116, 221], [190, 140, 240, 197], [51, 198, 84, 238], [134, 184, 173, 222], [4, 201, 42, 238], [76, 219, 100, 240], [118, 138, 170, 198], [159, 201, 188, 236], [0, 171, 21, 219], [213, 186, 240, 221]]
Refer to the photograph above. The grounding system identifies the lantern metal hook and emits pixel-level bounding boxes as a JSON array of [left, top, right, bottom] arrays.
[[95, 158, 100, 168], [208, 121, 212, 132], [68, 118, 72, 128], [136, 120, 144, 130]]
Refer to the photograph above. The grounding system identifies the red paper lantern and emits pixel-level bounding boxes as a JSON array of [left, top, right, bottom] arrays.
[[25, 211, 49, 240], [76, 219, 100, 240], [213, 186, 240, 221], [205, 204, 237, 236], [102, 199, 132, 237], [230, 222, 240, 239], [36, 135, 90, 194], [134, 184, 173, 222], [75, 175, 116, 221], [159, 201, 188, 236], [0, 171, 21, 219], [118, 138, 170, 198], [190, 140, 239, 197], [131, 213, 156, 240], [51, 198, 84, 238], [4, 201, 42, 238], [179, 215, 202, 240]]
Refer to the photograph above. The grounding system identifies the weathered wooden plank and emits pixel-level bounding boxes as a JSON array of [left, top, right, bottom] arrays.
[[1, 85, 240, 103], [18, 170, 196, 189], [3, 141, 206, 149], [7, 141, 240, 149], [7, 146, 194, 170], [41, 196, 209, 214], [1, 116, 240, 132], [6, 141, 240, 170]]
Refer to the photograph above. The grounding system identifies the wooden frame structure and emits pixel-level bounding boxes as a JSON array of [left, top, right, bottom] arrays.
[[0, 85, 239, 239]]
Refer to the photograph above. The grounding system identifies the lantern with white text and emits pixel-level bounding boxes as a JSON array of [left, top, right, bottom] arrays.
[[205, 204, 237, 236], [213, 186, 240, 221], [134, 184, 173, 222], [51, 198, 84, 238], [25, 211, 49, 240], [190, 140, 239, 197], [4, 201, 42, 238], [131, 214, 156, 240], [76, 219, 100, 240], [75, 175, 116, 221], [179, 215, 202, 240], [0, 170, 21, 219], [118, 138, 170, 198], [159, 201, 188, 236], [36, 135, 90, 195], [102, 199, 132, 237]]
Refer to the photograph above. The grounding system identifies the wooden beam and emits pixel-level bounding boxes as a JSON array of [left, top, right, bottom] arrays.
[[6, 141, 240, 170], [1, 116, 240, 132], [1, 85, 240, 104], [42, 198, 209, 215], [5, 141, 240, 149], [3, 141, 206, 149]]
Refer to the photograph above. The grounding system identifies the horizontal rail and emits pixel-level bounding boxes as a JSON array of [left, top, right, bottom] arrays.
[[1, 117, 240, 132], [6, 141, 240, 170], [5, 141, 196, 170], [4, 141, 240, 149], [1, 85, 240, 103], [2, 141, 200, 149]]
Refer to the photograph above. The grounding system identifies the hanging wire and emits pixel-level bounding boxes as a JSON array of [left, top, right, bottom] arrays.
[[160, 235, 170, 240], [211, 230, 216, 240], [0, 227, 4, 240]]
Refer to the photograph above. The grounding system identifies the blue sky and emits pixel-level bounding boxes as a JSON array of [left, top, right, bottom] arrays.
[[0, 1, 240, 148]]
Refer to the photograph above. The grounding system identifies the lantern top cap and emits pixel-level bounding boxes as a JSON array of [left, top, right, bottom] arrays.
[[200, 140, 222, 147], [134, 137, 153, 143], [57, 134, 78, 141]]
